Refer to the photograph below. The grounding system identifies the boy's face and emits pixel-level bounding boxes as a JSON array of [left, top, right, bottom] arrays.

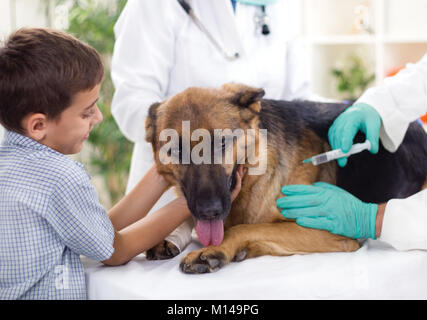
[[42, 84, 103, 154]]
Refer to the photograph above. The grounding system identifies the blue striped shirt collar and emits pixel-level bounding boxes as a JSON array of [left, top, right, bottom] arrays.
[[4, 130, 62, 154], [2, 130, 86, 169]]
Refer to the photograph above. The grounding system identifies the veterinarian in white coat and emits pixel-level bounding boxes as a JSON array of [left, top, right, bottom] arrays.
[[111, 0, 311, 251], [278, 53, 427, 251]]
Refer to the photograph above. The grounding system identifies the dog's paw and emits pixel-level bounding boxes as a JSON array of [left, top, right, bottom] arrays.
[[233, 249, 248, 262], [146, 240, 180, 260], [180, 247, 228, 274]]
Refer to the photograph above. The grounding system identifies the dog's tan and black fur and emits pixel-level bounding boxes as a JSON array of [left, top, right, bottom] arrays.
[[145, 83, 427, 274]]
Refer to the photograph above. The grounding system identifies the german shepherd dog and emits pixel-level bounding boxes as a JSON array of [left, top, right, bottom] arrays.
[[145, 83, 427, 274]]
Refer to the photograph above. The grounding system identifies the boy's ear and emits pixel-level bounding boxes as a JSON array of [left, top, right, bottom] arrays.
[[145, 102, 161, 150], [21, 113, 48, 141]]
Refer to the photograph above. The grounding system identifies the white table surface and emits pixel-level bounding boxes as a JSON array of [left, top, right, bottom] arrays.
[[83, 237, 427, 300]]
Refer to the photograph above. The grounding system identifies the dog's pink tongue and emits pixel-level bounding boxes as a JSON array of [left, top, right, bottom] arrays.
[[196, 220, 224, 247]]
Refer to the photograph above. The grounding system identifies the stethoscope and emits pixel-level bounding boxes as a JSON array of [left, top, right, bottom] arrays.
[[177, 0, 270, 61]]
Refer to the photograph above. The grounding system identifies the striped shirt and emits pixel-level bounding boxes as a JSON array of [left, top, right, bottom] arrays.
[[0, 131, 114, 299]]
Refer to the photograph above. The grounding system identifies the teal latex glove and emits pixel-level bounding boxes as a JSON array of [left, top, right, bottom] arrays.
[[328, 103, 381, 167], [276, 182, 378, 239]]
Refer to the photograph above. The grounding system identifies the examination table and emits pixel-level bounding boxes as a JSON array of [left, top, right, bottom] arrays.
[[83, 235, 427, 300]]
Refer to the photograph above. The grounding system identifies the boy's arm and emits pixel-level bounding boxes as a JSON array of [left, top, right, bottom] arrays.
[[102, 197, 191, 266], [107, 164, 170, 231]]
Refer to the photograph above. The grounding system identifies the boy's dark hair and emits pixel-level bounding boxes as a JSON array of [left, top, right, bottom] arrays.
[[0, 28, 104, 134]]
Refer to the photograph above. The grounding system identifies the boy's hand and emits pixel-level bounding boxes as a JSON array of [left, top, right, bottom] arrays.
[[231, 166, 247, 202], [148, 164, 170, 192]]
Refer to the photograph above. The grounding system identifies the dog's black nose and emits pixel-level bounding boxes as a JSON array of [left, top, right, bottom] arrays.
[[195, 197, 223, 220]]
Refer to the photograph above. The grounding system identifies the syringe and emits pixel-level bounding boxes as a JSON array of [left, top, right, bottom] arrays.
[[303, 140, 371, 166]]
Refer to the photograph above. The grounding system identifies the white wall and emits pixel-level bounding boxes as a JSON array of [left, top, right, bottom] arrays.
[[0, 0, 52, 140], [1, 0, 427, 142], [302, 0, 427, 99], [0, 0, 51, 39]]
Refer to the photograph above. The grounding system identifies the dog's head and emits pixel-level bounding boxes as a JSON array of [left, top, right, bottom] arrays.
[[145, 83, 265, 246]]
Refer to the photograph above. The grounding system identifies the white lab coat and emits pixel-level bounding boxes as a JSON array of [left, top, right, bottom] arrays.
[[356, 53, 427, 251], [111, 0, 310, 250]]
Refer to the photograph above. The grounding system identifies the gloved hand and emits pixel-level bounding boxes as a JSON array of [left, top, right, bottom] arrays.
[[328, 103, 381, 167], [276, 182, 378, 239]]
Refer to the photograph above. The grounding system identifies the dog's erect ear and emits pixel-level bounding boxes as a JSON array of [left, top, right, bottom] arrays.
[[222, 82, 265, 113], [222, 83, 265, 121], [145, 102, 161, 149]]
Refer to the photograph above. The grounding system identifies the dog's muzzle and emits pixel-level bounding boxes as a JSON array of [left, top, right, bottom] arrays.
[[194, 164, 238, 247]]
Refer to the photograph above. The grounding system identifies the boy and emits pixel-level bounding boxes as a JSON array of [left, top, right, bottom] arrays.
[[0, 28, 243, 299]]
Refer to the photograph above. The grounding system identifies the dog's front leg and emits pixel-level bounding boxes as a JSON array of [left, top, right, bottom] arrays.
[[180, 221, 359, 274], [147, 217, 194, 260]]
